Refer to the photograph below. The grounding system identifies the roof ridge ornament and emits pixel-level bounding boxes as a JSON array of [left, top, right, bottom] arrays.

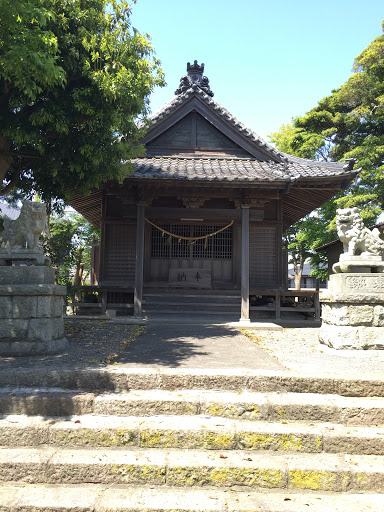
[[175, 60, 214, 97]]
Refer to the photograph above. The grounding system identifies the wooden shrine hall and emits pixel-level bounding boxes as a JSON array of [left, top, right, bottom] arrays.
[[69, 61, 359, 321]]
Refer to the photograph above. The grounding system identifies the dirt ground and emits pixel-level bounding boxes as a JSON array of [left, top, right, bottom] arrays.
[[0, 319, 145, 369]]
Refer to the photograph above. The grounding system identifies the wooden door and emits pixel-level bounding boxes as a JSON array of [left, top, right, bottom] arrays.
[[149, 223, 233, 286]]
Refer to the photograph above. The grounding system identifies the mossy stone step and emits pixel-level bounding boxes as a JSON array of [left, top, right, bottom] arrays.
[[1, 414, 384, 455], [2, 388, 384, 426], [1, 447, 384, 492]]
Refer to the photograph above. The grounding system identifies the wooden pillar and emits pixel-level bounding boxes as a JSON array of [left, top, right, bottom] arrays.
[[277, 199, 284, 290], [134, 204, 145, 317], [240, 206, 250, 322], [98, 191, 107, 284]]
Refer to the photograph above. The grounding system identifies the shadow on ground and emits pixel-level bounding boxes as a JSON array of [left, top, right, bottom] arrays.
[[116, 323, 283, 370], [0, 318, 283, 371], [0, 319, 145, 370]]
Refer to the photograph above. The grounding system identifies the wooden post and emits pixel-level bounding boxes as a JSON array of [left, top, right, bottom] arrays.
[[101, 291, 107, 315], [98, 191, 107, 284], [240, 206, 250, 322], [314, 292, 321, 321], [134, 204, 145, 317], [277, 199, 284, 290], [275, 290, 281, 319]]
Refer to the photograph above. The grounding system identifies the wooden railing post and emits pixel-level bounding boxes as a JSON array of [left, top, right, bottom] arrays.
[[134, 204, 145, 317]]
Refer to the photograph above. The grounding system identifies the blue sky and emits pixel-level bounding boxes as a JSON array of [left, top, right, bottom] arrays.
[[131, 0, 383, 141]]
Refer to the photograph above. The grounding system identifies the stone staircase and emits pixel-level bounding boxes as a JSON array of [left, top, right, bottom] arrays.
[[143, 288, 241, 317], [0, 367, 384, 511]]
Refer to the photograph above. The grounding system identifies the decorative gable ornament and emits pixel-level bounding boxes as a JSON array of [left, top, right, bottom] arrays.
[[175, 60, 214, 97]]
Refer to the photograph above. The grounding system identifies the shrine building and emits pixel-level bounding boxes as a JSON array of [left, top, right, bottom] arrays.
[[69, 61, 359, 321]]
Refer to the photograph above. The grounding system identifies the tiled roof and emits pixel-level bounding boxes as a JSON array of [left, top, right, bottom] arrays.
[[147, 84, 284, 161], [130, 156, 359, 184], [285, 154, 359, 181], [144, 86, 359, 183], [132, 157, 290, 182]]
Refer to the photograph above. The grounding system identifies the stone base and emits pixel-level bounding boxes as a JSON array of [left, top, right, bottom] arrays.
[[0, 269, 68, 355], [333, 254, 384, 274], [319, 323, 384, 350], [0, 250, 51, 267], [320, 272, 384, 350], [0, 337, 68, 356], [0, 266, 55, 285]]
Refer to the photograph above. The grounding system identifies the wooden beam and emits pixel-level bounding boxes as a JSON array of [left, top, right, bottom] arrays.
[[146, 207, 264, 221]]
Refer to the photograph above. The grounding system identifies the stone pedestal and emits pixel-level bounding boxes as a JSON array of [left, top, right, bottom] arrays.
[[319, 273, 384, 350], [333, 254, 384, 274], [0, 266, 68, 356]]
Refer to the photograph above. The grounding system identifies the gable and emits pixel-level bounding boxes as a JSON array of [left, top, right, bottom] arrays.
[[146, 111, 252, 157]]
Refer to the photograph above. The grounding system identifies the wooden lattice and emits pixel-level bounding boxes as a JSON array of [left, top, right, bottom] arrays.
[[103, 223, 136, 283], [249, 226, 278, 288]]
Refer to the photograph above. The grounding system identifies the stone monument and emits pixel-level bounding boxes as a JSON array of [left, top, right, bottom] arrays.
[[0, 201, 68, 355], [320, 207, 384, 349]]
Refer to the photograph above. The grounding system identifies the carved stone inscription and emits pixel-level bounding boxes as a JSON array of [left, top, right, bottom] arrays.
[[169, 268, 211, 288], [346, 275, 384, 291]]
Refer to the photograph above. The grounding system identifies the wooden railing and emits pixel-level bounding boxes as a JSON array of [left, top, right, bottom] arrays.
[[249, 289, 321, 320], [66, 286, 321, 320], [67, 285, 134, 316]]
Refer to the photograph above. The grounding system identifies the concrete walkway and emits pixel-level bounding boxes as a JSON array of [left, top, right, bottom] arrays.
[[113, 319, 384, 380], [115, 323, 284, 370], [1, 316, 384, 382]]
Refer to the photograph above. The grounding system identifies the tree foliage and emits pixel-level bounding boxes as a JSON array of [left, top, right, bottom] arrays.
[[0, 0, 164, 201], [44, 212, 99, 299], [270, 20, 384, 283]]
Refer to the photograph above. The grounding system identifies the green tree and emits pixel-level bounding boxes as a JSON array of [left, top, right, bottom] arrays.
[[285, 219, 312, 289], [0, 0, 164, 201], [270, 20, 384, 283], [45, 212, 99, 299]]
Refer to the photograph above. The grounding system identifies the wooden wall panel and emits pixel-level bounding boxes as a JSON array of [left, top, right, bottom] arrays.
[[249, 225, 278, 288], [103, 223, 136, 284]]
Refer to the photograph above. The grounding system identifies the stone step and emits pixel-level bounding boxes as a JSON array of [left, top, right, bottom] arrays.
[[1, 447, 383, 492], [143, 290, 241, 314], [2, 414, 384, 455], [1, 368, 383, 397], [1, 389, 384, 426], [1, 484, 384, 512]]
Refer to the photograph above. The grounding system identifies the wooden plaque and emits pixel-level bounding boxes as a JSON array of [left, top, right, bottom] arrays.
[[168, 268, 212, 288]]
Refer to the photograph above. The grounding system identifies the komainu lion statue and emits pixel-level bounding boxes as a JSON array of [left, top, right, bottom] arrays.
[[336, 207, 384, 257], [0, 201, 48, 253]]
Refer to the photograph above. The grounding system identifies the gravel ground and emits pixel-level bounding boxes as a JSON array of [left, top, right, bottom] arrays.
[[241, 328, 384, 379], [0, 318, 145, 370]]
